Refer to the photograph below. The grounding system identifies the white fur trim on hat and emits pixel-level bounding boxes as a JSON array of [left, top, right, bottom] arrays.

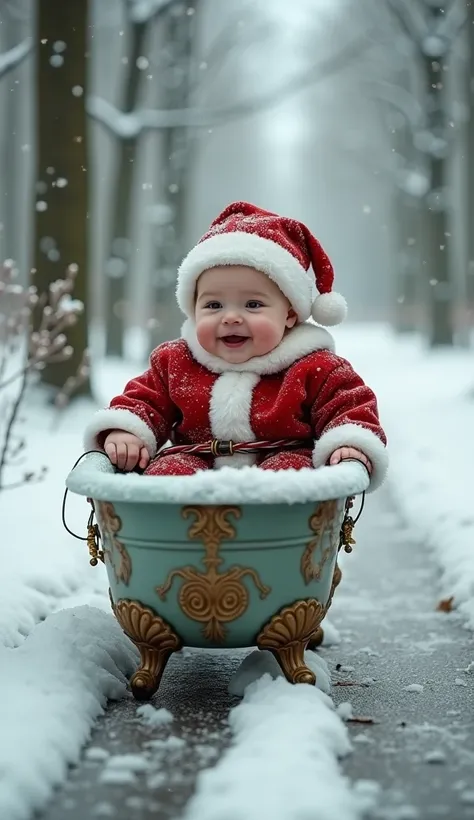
[[177, 231, 314, 322], [311, 292, 347, 326]]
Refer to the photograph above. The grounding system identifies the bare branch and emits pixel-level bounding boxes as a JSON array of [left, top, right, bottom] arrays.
[[0, 37, 33, 80], [126, 0, 179, 24], [194, 5, 270, 95], [0, 368, 28, 489], [88, 31, 373, 137], [384, 0, 429, 44], [366, 79, 425, 130], [436, 0, 468, 41]]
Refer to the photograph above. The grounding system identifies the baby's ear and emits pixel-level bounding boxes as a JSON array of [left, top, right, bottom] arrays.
[[286, 308, 298, 329]]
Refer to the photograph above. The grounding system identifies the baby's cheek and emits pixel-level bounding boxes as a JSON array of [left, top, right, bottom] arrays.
[[195, 318, 216, 352], [253, 315, 285, 347]]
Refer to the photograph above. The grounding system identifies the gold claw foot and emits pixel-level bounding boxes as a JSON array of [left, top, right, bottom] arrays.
[[307, 625, 324, 650], [113, 599, 182, 701], [130, 649, 174, 702], [257, 599, 325, 686]]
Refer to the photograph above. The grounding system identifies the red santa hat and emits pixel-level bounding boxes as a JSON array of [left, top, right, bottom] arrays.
[[176, 201, 347, 326]]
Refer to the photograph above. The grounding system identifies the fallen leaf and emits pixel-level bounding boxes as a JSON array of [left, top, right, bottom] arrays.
[[437, 596, 454, 613], [347, 716, 377, 725]]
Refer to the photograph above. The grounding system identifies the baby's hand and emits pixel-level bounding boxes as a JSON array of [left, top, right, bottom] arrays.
[[329, 447, 372, 474], [104, 430, 150, 471]]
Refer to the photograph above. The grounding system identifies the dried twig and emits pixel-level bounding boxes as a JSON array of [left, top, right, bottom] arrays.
[[0, 261, 89, 491]]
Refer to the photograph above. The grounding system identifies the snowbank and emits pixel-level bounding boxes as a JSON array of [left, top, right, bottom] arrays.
[[184, 652, 377, 820], [334, 325, 474, 631], [0, 606, 137, 820], [0, 398, 108, 647]]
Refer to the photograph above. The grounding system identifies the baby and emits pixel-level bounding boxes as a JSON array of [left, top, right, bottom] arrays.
[[84, 201, 387, 488]]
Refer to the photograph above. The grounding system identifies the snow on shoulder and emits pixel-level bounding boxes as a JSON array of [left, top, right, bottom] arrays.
[[66, 452, 369, 505], [0, 606, 137, 820]]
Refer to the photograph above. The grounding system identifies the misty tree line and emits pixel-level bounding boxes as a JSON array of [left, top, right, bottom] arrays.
[[0, 0, 473, 400]]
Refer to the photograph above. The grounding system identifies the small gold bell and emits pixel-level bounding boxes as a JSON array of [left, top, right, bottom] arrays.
[[341, 516, 356, 553], [87, 523, 103, 566]]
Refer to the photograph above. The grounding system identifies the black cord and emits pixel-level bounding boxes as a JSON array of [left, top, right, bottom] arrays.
[[61, 450, 109, 541]]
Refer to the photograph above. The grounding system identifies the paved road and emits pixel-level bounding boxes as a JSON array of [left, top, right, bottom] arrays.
[[43, 488, 474, 820]]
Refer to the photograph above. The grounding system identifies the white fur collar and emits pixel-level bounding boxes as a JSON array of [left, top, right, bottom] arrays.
[[181, 319, 335, 375]]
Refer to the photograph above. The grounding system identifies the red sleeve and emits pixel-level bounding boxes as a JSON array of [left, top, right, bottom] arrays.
[[309, 357, 388, 490], [83, 345, 178, 457]]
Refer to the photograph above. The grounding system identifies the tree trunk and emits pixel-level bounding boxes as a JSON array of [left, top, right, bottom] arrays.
[[2, 12, 22, 267], [34, 0, 90, 389], [104, 19, 147, 357], [149, 0, 197, 348], [393, 191, 421, 333], [421, 18, 454, 348], [466, 0, 474, 329]]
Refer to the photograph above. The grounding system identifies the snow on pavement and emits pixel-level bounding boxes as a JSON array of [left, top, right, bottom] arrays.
[[335, 325, 474, 632], [184, 652, 377, 820], [1, 324, 473, 819], [0, 606, 138, 820]]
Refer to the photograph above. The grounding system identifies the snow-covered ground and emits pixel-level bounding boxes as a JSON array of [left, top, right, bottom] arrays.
[[0, 324, 472, 819], [334, 325, 474, 633]]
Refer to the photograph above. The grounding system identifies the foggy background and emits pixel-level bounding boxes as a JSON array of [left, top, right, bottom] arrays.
[[0, 0, 473, 396]]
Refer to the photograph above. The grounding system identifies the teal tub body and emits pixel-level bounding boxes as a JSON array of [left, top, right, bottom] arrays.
[[67, 453, 368, 699]]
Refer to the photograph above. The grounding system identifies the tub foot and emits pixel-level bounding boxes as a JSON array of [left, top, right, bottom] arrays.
[[257, 598, 325, 686], [112, 598, 182, 701], [307, 625, 324, 650], [130, 648, 175, 702]]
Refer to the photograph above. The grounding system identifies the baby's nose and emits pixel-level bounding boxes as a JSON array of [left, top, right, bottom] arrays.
[[222, 310, 242, 323]]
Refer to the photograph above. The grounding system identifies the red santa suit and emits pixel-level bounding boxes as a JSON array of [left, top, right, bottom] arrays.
[[84, 201, 388, 489], [84, 319, 388, 490]]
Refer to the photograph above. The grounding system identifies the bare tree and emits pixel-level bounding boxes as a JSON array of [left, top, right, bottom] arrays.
[[102, 0, 178, 357], [376, 0, 468, 346], [0, 1, 33, 266], [33, 0, 90, 389], [89, 6, 372, 353], [466, 0, 474, 326], [148, 0, 196, 348]]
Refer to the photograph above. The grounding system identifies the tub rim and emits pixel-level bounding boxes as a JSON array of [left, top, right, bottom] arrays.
[[65, 452, 370, 505]]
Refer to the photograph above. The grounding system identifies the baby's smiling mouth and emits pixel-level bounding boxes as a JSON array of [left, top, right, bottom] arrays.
[[220, 334, 250, 347]]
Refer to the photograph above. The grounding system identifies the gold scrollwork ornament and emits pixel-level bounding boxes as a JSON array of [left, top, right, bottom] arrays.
[[301, 500, 339, 584], [96, 501, 132, 585], [157, 505, 271, 642]]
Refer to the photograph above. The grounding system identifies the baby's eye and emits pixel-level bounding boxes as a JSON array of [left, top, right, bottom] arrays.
[[246, 300, 263, 309], [204, 301, 222, 310]]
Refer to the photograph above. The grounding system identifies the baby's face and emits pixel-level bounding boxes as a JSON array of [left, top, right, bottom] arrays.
[[195, 265, 297, 363]]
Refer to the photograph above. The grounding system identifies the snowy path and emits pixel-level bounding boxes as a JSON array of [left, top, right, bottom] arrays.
[[41, 486, 474, 820]]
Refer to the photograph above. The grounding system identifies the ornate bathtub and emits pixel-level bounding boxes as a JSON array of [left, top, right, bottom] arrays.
[[66, 453, 369, 700]]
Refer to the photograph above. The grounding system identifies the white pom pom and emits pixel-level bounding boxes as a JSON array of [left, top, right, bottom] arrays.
[[311, 292, 347, 326]]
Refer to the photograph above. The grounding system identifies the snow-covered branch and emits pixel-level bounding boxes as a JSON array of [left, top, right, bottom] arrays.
[[126, 0, 177, 24], [384, 0, 465, 56], [435, 0, 468, 42], [366, 79, 425, 130], [88, 32, 372, 137], [384, 0, 429, 43], [0, 37, 33, 81]]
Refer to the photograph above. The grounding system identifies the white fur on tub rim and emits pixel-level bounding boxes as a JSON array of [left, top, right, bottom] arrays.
[[66, 452, 370, 505]]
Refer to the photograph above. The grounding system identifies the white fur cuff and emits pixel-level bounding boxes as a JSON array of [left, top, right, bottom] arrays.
[[83, 408, 158, 457], [312, 423, 388, 492]]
